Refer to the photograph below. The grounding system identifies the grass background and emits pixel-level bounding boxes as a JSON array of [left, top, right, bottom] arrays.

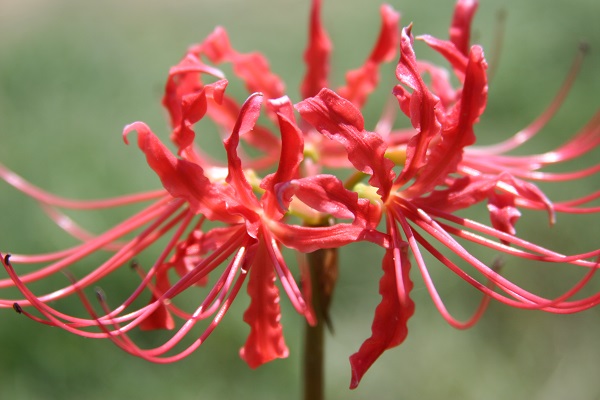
[[0, 0, 599, 399]]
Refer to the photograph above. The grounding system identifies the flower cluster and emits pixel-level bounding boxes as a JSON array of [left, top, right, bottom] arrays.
[[1, 0, 599, 388]]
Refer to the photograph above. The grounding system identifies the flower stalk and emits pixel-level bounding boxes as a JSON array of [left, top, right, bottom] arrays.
[[303, 245, 338, 400], [1, 0, 599, 396]]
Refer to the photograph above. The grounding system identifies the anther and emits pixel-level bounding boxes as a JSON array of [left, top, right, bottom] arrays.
[[491, 256, 505, 273], [130, 259, 141, 271], [3, 253, 11, 266], [95, 287, 107, 303], [578, 41, 590, 55], [13, 303, 23, 314]]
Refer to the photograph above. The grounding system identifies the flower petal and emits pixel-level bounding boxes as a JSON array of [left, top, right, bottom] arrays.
[[418, 34, 468, 81], [349, 241, 414, 389], [271, 221, 372, 253], [449, 0, 479, 56], [123, 122, 234, 221], [240, 238, 289, 368], [295, 88, 395, 199], [487, 191, 521, 236], [162, 53, 225, 130], [189, 27, 286, 99], [261, 96, 304, 218], [277, 175, 367, 222], [338, 5, 400, 108], [223, 93, 264, 210], [402, 45, 487, 197], [173, 80, 228, 156], [394, 26, 442, 187], [139, 265, 175, 331], [301, 0, 332, 99]]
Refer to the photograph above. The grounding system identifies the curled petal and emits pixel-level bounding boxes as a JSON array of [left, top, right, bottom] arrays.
[[123, 122, 226, 219], [162, 53, 225, 129], [301, 0, 332, 99], [296, 88, 395, 199], [224, 93, 264, 209], [139, 265, 175, 331], [487, 192, 521, 237], [402, 45, 487, 197], [338, 5, 400, 108], [349, 238, 414, 389], [449, 0, 479, 56], [172, 79, 228, 155], [418, 35, 468, 81], [240, 239, 289, 368], [261, 97, 305, 218], [418, 61, 457, 108], [280, 176, 360, 220], [190, 27, 285, 99], [394, 26, 442, 187], [272, 222, 376, 253]]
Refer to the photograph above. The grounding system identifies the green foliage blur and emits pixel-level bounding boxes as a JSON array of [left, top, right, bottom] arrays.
[[0, 0, 599, 399]]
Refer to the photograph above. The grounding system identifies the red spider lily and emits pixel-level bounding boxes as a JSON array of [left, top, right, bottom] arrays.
[[0, 0, 390, 372], [0, 90, 380, 367], [296, 0, 600, 387], [0, 0, 598, 392]]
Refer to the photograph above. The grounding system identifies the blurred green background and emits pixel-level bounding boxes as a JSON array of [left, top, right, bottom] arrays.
[[0, 0, 599, 399]]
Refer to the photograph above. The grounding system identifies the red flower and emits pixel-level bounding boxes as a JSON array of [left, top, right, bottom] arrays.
[[1, 0, 598, 391], [0, 0, 389, 370], [296, 0, 600, 387]]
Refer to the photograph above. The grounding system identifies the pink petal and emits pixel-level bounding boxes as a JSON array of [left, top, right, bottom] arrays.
[[277, 175, 365, 221], [172, 80, 228, 155], [415, 176, 495, 212], [420, 34, 469, 79], [206, 94, 281, 171], [417, 61, 457, 109]]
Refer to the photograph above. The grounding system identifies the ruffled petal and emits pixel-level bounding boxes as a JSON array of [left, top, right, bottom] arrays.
[[349, 241, 414, 389], [223, 93, 264, 210], [449, 0, 479, 56], [162, 53, 225, 129], [394, 26, 442, 187], [189, 27, 286, 99], [277, 175, 368, 222], [295, 88, 395, 199], [123, 122, 232, 220], [240, 238, 289, 368], [301, 0, 332, 99], [487, 191, 521, 237], [173, 80, 228, 157], [139, 265, 175, 331], [261, 96, 304, 219], [271, 221, 374, 253], [338, 5, 400, 108], [402, 45, 487, 197], [418, 34, 468, 82]]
